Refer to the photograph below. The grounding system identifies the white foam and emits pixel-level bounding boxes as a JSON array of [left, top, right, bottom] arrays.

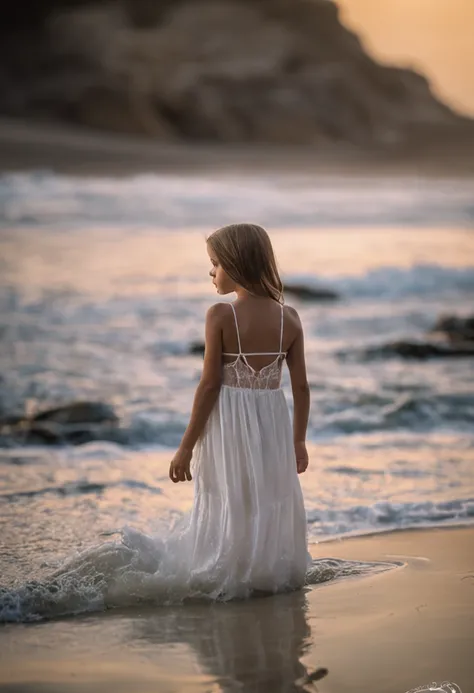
[[1, 171, 473, 228]]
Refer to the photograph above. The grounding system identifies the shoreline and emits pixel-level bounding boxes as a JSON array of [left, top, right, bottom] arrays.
[[312, 518, 474, 544], [2, 116, 474, 178], [1, 524, 473, 693]]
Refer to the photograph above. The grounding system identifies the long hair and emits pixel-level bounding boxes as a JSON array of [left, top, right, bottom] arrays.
[[207, 223, 283, 303]]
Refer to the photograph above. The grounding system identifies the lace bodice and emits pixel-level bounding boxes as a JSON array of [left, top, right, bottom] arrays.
[[223, 355, 284, 390], [221, 302, 286, 391]]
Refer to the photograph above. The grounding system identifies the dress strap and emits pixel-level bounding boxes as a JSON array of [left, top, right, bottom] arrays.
[[229, 303, 242, 354], [279, 304, 284, 353]]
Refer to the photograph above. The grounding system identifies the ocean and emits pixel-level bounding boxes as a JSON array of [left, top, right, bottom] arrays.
[[1, 168, 473, 621]]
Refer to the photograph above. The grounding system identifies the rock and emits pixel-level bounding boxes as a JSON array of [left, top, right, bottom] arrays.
[[123, 0, 179, 28], [366, 340, 474, 360], [28, 421, 63, 443], [2, 1, 97, 31], [284, 283, 339, 301], [0, 401, 120, 446], [431, 314, 474, 343], [69, 83, 176, 137], [32, 401, 118, 424], [0, 413, 24, 427], [189, 341, 205, 355], [359, 314, 474, 361], [1, 422, 121, 446], [0, 0, 469, 145]]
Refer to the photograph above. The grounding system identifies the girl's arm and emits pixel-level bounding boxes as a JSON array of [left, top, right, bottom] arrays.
[[169, 303, 224, 483], [286, 307, 310, 473]]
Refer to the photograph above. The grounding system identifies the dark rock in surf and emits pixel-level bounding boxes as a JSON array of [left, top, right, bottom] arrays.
[[189, 341, 205, 355], [431, 314, 474, 343], [28, 420, 62, 443], [29, 421, 120, 445], [284, 283, 339, 301], [0, 401, 120, 446], [355, 315, 474, 362], [365, 340, 474, 360], [32, 401, 118, 424], [0, 413, 24, 427], [1, 421, 122, 446]]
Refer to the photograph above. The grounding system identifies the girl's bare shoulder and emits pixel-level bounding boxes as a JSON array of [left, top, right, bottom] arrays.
[[282, 304, 303, 345], [283, 304, 302, 327], [206, 302, 233, 325]]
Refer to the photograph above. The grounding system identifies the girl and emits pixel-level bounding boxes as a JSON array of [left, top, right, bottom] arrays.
[[169, 223, 310, 597], [12, 223, 309, 619]]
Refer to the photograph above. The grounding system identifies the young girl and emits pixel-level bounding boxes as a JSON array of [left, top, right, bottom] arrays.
[[14, 223, 309, 619], [169, 222, 310, 597]]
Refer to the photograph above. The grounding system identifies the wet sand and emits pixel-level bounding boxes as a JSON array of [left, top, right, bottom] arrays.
[[0, 524, 472, 693], [1, 116, 474, 177]]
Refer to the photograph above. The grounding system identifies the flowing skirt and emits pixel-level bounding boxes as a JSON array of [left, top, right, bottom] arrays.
[[180, 385, 309, 598]]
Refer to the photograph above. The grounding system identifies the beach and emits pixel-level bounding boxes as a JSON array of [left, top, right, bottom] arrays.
[[0, 520, 472, 693], [2, 117, 474, 178], [1, 118, 474, 692]]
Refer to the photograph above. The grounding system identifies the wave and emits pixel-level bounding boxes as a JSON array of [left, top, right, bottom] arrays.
[[286, 264, 474, 300], [0, 525, 401, 623], [0, 479, 163, 502], [307, 497, 474, 538], [1, 171, 473, 228], [310, 392, 474, 438]]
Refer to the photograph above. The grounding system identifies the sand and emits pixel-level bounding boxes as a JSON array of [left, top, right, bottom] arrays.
[[2, 116, 474, 177], [0, 524, 472, 693]]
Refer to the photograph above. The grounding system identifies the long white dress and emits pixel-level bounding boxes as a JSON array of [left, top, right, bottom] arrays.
[[172, 302, 309, 599]]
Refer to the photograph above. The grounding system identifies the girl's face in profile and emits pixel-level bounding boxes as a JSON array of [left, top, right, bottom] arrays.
[[207, 245, 236, 295]]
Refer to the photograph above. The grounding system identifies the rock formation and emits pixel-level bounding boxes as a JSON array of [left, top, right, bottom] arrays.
[[362, 314, 474, 361], [365, 341, 474, 360], [0, 401, 119, 445], [0, 0, 469, 146], [431, 314, 474, 343], [284, 283, 339, 301]]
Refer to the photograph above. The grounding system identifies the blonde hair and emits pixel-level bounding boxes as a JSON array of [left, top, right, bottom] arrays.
[[207, 223, 283, 303]]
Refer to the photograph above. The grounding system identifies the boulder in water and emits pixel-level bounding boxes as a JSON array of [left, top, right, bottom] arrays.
[[431, 314, 474, 343], [0, 401, 120, 446], [32, 401, 118, 424], [189, 341, 205, 356], [366, 340, 474, 360], [284, 283, 339, 301]]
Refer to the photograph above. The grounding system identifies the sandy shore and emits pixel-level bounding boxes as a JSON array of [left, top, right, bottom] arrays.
[[1, 117, 474, 177], [0, 524, 472, 693]]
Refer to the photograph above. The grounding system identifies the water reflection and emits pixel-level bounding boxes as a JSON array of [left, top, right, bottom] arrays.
[[128, 590, 314, 693]]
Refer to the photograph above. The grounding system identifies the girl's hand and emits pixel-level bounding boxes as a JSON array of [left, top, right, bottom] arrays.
[[169, 447, 193, 483], [294, 441, 309, 474]]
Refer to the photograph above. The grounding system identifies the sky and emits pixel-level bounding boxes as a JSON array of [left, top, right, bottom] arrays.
[[337, 0, 474, 116]]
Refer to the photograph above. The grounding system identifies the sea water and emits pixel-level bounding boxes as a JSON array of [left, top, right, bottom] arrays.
[[0, 169, 473, 620]]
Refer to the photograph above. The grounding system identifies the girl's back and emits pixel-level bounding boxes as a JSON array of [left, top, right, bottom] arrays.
[[221, 299, 287, 391], [221, 298, 297, 371]]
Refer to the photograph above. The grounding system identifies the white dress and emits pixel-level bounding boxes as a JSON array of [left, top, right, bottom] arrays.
[[173, 302, 309, 599]]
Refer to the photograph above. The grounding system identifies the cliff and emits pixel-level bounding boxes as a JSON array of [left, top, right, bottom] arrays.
[[0, 0, 470, 147]]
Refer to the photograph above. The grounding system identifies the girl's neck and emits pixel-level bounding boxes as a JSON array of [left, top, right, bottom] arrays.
[[235, 288, 269, 302]]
